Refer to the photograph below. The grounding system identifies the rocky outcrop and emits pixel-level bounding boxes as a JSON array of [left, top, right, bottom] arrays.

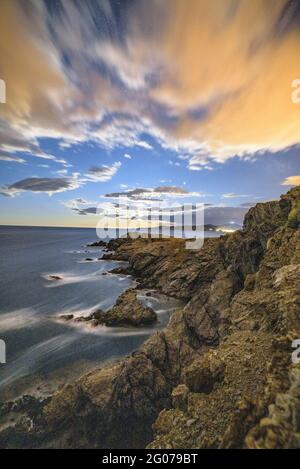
[[59, 289, 157, 328], [89, 289, 157, 327], [0, 187, 299, 449]]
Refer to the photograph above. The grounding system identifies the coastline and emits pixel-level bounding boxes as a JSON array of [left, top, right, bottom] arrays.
[[0, 187, 299, 449]]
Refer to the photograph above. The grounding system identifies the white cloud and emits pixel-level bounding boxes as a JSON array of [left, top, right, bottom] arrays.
[[1, 177, 81, 197], [85, 162, 121, 182], [0, 154, 25, 164], [1, 0, 299, 180], [222, 193, 251, 199], [56, 169, 68, 175], [105, 185, 204, 201]]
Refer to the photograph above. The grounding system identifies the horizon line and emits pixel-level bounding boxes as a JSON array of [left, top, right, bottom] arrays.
[[0, 223, 97, 229]]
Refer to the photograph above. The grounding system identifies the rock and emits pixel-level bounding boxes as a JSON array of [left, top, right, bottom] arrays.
[[73, 316, 90, 323], [48, 275, 62, 281], [109, 266, 129, 275], [244, 273, 256, 291], [85, 258, 93, 261], [1, 187, 300, 450], [90, 289, 157, 327], [183, 352, 225, 393], [89, 309, 105, 320], [171, 384, 189, 411], [86, 240, 107, 247], [186, 418, 196, 427], [59, 314, 74, 321]]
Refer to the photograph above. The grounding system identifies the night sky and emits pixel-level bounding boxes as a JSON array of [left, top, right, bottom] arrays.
[[0, 0, 299, 227]]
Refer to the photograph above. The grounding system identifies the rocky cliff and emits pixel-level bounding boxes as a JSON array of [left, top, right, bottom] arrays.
[[0, 187, 299, 449]]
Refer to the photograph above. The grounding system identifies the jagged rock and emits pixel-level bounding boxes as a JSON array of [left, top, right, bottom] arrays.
[[48, 275, 62, 281], [183, 351, 225, 393], [90, 289, 157, 327], [171, 384, 189, 411], [59, 314, 74, 321], [109, 266, 129, 275], [1, 187, 299, 449], [244, 273, 256, 291], [87, 240, 108, 247]]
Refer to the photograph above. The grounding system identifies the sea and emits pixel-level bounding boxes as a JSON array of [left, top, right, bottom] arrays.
[[0, 225, 183, 401]]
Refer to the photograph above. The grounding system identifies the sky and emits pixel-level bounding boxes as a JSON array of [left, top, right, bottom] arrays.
[[0, 0, 299, 228]]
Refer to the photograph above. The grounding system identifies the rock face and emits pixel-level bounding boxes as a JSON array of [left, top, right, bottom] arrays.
[[58, 289, 157, 328], [48, 275, 62, 281], [88, 289, 157, 327], [0, 187, 300, 449]]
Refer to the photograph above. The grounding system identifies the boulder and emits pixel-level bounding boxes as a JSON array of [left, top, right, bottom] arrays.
[[91, 289, 157, 327], [59, 314, 74, 321]]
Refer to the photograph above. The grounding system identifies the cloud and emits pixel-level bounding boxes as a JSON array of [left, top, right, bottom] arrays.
[[281, 175, 300, 186], [72, 207, 98, 216], [1, 177, 81, 197], [66, 197, 247, 227], [205, 206, 248, 226], [0, 161, 121, 198], [56, 169, 68, 175], [86, 162, 121, 182], [63, 196, 108, 216], [1, 0, 300, 172], [222, 193, 251, 199], [105, 186, 203, 200], [74, 198, 90, 204], [62, 197, 98, 210], [0, 153, 25, 164], [240, 202, 259, 208], [124, 153, 132, 159], [0, 122, 68, 165], [152, 0, 300, 161]]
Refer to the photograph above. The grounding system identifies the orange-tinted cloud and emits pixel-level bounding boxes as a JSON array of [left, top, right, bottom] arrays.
[[281, 175, 300, 185], [1, 0, 300, 168], [150, 0, 300, 162]]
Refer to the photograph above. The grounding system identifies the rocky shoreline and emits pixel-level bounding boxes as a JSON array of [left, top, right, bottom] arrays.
[[59, 289, 157, 328], [0, 187, 299, 448]]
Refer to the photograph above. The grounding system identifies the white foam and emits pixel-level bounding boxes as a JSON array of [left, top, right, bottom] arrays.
[[0, 333, 78, 388], [66, 247, 104, 254], [42, 268, 106, 287], [0, 308, 40, 332], [53, 300, 108, 320], [77, 258, 103, 263]]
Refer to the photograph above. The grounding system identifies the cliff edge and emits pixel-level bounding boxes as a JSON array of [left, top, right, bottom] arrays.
[[0, 187, 299, 449]]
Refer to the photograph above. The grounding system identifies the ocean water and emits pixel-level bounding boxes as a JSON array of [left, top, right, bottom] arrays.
[[0, 226, 181, 400]]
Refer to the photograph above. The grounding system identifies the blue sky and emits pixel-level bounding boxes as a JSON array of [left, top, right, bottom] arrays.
[[0, 0, 299, 227]]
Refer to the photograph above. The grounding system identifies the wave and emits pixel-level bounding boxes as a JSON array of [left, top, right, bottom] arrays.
[[66, 249, 103, 254], [0, 308, 41, 332], [77, 258, 104, 263], [42, 268, 107, 287], [0, 333, 79, 389]]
